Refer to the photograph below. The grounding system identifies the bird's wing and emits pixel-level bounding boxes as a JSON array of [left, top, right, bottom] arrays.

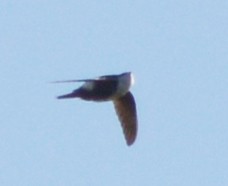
[[113, 92, 137, 146]]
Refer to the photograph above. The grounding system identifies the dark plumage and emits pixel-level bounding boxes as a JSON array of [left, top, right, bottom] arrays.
[[55, 72, 138, 146]]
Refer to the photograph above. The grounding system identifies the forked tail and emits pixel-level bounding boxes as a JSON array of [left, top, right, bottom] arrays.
[[57, 92, 79, 99]]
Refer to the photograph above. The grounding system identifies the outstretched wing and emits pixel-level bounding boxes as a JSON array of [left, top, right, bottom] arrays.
[[113, 92, 137, 146]]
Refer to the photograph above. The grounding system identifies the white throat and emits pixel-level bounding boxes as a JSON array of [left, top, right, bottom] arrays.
[[116, 72, 134, 96]]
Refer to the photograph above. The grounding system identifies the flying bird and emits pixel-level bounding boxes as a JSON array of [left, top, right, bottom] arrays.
[[55, 72, 137, 146]]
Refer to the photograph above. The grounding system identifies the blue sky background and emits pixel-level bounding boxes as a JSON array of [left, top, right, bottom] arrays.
[[1, 1, 228, 185]]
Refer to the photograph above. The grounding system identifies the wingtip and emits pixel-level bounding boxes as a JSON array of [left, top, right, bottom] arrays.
[[126, 139, 135, 146], [125, 131, 137, 146]]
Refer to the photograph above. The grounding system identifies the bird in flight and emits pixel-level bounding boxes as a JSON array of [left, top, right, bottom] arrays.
[[55, 72, 137, 146]]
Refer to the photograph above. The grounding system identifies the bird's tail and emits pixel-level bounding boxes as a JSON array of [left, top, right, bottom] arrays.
[[57, 91, 79, 99]]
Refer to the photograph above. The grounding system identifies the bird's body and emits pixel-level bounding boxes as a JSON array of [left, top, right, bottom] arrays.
[[56, 72, 137, 146]]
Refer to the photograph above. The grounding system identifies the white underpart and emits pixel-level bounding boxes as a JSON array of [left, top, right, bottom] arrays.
[[82, 81, 94, 90], [116, 72, 134, 97]]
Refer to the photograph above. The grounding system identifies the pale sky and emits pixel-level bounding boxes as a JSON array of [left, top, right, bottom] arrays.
[[1, 1, 228, 185]]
